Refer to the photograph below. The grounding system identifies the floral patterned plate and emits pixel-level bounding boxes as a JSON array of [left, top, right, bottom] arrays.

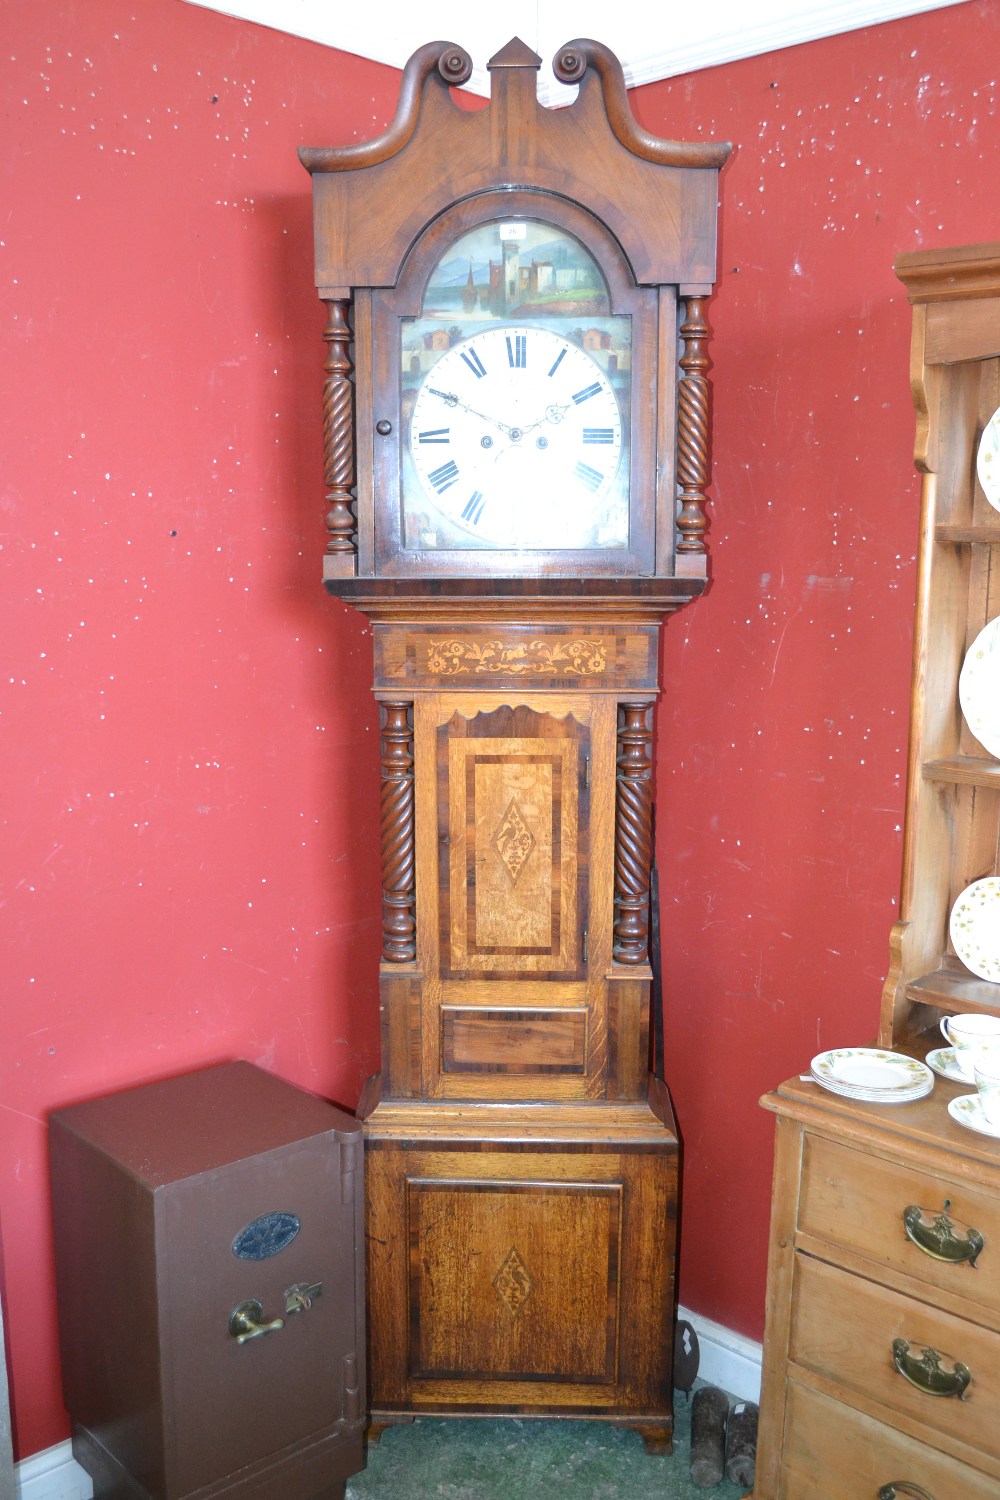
[[976, 404, 1000, 511], [959, 616, 1000, 760], [949, 877, 1000, 985], [948, 1093, 1000, 1139], [810, 1047, 933, 1101]]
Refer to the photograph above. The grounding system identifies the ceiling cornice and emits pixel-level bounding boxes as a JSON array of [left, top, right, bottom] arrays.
[[181, 0, 971, 104]]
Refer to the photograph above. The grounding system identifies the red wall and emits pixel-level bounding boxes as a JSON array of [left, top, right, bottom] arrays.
[[643, 0, 1000, 1336], [3, 0, 999, 1460]]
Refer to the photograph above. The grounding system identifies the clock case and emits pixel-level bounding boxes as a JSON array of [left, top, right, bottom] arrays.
[[300, 39, 728, 1450], [300, 36, 728, 597]]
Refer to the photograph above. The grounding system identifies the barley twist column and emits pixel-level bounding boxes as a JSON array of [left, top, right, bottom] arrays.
[[379, 701, 416, 962], [322, 296, 356, 560], [613, 701, 654, 964], [676, 294, 711, 555]]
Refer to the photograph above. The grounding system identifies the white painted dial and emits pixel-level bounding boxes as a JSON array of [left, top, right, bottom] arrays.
[[407, 325, 626, 549]]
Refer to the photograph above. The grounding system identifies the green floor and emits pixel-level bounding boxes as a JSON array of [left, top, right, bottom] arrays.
[[346, 1388, 751, 1499]]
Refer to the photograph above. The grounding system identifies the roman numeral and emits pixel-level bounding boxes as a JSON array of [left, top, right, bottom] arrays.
[[572, 382, 602, 404], [428, 460, 460, 494], [417, 428, 450, 444], [460, 347, 487, 379], [460, 490, 486, 525], [583, 428, 615, 444], [547, 348, 567, 378], [574, 461, 604, 492], [506, 334, 526, 368]]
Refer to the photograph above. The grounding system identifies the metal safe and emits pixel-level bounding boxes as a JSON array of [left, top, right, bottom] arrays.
[[50, 1061, 365, 1500]]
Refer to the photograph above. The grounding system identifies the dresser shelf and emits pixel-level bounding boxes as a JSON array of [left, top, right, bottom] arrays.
[[922, 755, 1000, 789], [879, 242, 1000, 1047], [934, 523, 1000, 544], [756, 241, 1000, 1497]]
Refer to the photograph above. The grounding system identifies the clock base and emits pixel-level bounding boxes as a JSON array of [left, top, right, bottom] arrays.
[[361, 1080, 678, 1446]]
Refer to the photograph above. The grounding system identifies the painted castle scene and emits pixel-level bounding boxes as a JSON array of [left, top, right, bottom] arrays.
[[401, 218, 632, 384]]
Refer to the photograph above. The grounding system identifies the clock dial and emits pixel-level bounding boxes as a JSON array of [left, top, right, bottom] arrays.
[[406, 326, 627, 551]]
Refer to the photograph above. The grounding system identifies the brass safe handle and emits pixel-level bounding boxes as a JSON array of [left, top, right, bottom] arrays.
[[877, 1484, 936, 1499], [891, 1338, 970, 1399], [902, 1203, 984, 1267], [228, 1298, 285, 1344]]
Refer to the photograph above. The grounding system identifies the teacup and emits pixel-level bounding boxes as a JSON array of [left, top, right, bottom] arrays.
[[974, 1054, 1000, 1128], [940, 1013, 1000, 1081]]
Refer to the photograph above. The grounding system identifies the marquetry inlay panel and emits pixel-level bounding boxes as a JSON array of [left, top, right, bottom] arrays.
[[406, 1178, 621, 1383], [373, 625, 659, 692], [437, 704, 589, 981]]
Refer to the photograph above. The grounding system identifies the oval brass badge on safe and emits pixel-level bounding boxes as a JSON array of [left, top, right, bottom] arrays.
[[231, 1210, 301, 1261]]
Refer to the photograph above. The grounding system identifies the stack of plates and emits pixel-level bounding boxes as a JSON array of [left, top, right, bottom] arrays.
[[810, 1047, 934, 1103]]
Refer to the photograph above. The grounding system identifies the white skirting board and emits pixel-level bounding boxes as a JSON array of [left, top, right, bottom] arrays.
[[15, 1313, 762, 1498], [13, 1445, 91, 1500], [677, 1303, 763, 1404]]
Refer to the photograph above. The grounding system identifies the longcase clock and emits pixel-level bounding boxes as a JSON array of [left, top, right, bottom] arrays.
[[299, 38, 729, 1450]]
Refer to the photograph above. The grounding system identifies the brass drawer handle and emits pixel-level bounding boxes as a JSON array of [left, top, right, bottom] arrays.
[[878, 1485, 936, 1499], [902, 1202, 984, 1267], [891, 1338, 970, 1399], [228, 1298, 285, 1344]]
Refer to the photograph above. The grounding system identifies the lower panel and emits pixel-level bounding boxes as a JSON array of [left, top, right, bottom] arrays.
[[408, 1178, 620, 1382], [364, 1094, 677, 1435]]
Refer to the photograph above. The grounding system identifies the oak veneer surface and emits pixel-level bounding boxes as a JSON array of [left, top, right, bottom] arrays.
[[754, 1076, 1000, 1500], [778, 1381, 999, 1500]]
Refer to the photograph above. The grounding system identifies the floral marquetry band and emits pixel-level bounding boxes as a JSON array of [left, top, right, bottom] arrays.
[[427, 637, 607, 676]]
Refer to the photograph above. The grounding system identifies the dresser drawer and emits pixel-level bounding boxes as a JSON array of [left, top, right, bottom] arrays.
[[780, 1379, 999, 1499], [799, 1133, 1000, 1317], [789, 1255, 1000, 1467]]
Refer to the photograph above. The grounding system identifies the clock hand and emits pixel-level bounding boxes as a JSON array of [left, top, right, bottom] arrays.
[[521, 401, 573, 434], [425, 387, 522, 440]]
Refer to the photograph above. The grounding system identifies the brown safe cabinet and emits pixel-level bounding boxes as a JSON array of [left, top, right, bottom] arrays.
[[754, 245, 1000, 1498], [298, 39, 729, 1448], [50, 1063, 366, 1500]]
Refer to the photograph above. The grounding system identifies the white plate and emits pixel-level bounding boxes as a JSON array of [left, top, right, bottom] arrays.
[[926, 1046, 969, 1082], [959, 616, 1000, 759], [949, 877, 1000, 984], [809, 1073, 933, 1104], [809, 1080, 935, 1104], [976, 404, 1000, 511], [811, 1047, 932, 1094], [948, 1093, 1000, 1138]]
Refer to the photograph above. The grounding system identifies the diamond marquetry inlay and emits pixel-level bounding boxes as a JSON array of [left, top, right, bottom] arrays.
[[493, 798, 535, 884], [493, 1246, 533, 1318]]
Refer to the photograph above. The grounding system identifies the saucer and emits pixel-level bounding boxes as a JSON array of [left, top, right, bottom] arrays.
[[926, 1047, 973, 1083], [948, 1094, 1000, 1139]]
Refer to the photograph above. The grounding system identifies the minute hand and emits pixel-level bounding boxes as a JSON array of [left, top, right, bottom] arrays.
[[426, 388, 521, 439]]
